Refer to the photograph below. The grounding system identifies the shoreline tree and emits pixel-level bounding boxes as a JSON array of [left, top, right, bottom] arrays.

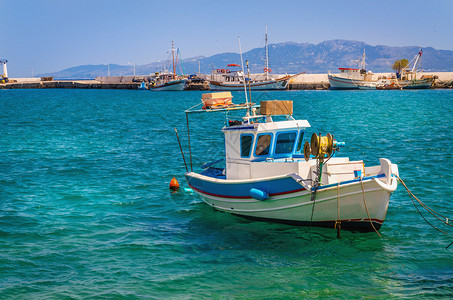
[[392, 59, 409, 77]]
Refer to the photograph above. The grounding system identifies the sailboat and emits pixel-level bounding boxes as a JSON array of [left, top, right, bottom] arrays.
[[208, 26, 299, 91], [149, 41, 188, 91]]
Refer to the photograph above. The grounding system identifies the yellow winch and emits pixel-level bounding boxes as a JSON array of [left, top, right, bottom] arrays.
[[304, 133, 334, 161]]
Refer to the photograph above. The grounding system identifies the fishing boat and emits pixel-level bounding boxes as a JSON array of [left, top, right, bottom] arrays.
[[208, 66, 291, 91], [397, 50, 435, 89], [149, 74, 187, 91], [149, 41, 188, 91], [328, 50, 374, 90], [329, 49, 435, 90], [182, 93, 399, 232], [208, 26, 298, 91]]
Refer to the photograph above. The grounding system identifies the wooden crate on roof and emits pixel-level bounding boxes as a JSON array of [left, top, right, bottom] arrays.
[[260, 100, 293, 115]]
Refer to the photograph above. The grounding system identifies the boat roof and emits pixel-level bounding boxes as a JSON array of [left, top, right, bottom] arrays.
[[339, 68, 359, 70], [185, 103, 257, 114], [222, 119, 310, 132]]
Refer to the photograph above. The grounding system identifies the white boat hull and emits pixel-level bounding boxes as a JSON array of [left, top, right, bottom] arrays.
[[209, 79, 288, 91], [149, 79, 187, 91], [329, 74, 434, 90], [328, 74, 363, 89], [186, 163, 398, 231]]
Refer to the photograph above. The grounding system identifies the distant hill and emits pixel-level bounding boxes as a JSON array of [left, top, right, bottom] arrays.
[[39, 40, 453, 79]]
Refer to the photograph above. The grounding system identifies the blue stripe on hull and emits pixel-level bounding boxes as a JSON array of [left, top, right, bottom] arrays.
[[186, 173, 387, 199], [185, 175, 305, 198]]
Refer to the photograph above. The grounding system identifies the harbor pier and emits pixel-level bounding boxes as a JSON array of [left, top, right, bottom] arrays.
[[1, 72, 452, 90]]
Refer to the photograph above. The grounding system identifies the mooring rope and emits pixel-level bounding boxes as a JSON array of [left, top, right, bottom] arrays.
[[396, 174, 453, 249], [360, 177, 382, 237], [335, 182, 341, 238], [396, 174, 452, 233]]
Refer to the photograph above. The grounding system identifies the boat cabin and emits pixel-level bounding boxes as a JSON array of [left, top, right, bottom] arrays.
[[219, 100, 309, 180], [189, 98, 363, 186], [338, 68, 373, 81], [210, 66, 245, 83]]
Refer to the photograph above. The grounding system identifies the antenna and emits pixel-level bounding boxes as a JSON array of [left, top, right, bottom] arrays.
[[238, 36, 250, 116]]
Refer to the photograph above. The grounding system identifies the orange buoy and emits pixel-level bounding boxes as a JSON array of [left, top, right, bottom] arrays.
[[169, 177, 180, 191]]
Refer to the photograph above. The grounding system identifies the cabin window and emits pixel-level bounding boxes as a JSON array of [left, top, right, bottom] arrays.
[[255, 134, 272, 156], [296, 131, 305, 152], [240, 134, 254, 157], [275, 131, 297, 154]]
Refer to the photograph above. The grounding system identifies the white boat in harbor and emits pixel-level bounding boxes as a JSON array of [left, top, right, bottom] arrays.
[[208, 26, 297, 91], [149, 41, 188, 91], [329, 49, 435, 90], [328, 50, 374, 89], [149, 74, 187, 91], [183, 93, 399, 231], [208, 66, 290, 91]]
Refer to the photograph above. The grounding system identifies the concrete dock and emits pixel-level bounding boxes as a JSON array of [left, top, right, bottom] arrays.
[[1, 73, 452, 90]]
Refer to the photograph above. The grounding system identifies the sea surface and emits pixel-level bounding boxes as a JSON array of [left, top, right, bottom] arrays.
[[1, 88, 452, 299]]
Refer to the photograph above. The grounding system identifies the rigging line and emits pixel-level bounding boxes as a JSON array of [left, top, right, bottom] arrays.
[[396, 174, 452, 227], [177, 49, 185, 75], [359, 177, 381, 237], [185, 102, 203, 112]]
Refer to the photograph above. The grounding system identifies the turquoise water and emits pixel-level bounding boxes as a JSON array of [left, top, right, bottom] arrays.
[[1, 89, 452, 298]]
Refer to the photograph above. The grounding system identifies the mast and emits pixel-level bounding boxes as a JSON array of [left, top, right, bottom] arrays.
[[238, 37, 250, 116], [172, 41, 176, 79], [265, 25, 269, 80], [411, 49, 422, 73], [361, 49, 366, 70]]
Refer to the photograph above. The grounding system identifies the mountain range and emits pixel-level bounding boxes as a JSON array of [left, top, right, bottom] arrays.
[[39, 40, 453, 79]]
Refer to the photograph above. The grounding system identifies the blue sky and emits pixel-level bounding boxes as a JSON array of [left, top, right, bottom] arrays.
[[2, 0, 452, 77]]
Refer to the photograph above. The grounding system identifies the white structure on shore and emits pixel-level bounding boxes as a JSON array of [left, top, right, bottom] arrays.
[[0, 59, 8, 78]]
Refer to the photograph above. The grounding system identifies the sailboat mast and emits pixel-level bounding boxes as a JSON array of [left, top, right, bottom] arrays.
[[361, 49, 366, 70], [265, 25, 269, 80], [172, 41, 176, 79]]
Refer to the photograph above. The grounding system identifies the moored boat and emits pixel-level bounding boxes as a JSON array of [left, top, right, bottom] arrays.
[[208, 67, 290, 91], [208, 26, 299, 91], [328, 50, 374, 90], [149, 41, 188, 91], [397, 50, 435, 89], [183, 94, 399, 232], [149, 74, 187, 91], [329, 49, 436, 90]]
